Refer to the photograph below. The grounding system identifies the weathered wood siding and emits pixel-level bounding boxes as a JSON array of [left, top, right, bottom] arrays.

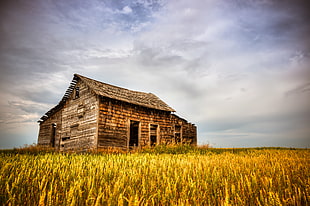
[[59, 80, 99, 151], [171, 114, 197, 145], [38, 76, 197, 151], [38, 109, 62, 147], [98, 97, 196, 149]]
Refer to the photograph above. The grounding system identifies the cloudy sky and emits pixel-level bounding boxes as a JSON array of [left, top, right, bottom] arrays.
[[0, 0, 309, 149]]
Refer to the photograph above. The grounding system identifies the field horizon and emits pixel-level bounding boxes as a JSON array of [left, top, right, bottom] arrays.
[[0, 143, 308, 154]]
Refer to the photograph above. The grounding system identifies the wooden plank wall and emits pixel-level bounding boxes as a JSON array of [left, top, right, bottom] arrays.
[[38, 80, 197, 151], [38, 109, 62, 148], [59, 80, 99, 151], [174, 116, 197, 145], [98, 97, 197, 149]]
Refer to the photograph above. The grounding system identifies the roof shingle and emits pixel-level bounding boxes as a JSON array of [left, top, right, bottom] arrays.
[[75, 74, 175, 112]]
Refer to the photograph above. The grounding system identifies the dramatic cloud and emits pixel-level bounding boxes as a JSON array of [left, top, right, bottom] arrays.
[[0, 0, 309, 148]]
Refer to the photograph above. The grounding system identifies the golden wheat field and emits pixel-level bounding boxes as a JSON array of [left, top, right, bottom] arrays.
[[0, 147, 309, 206]]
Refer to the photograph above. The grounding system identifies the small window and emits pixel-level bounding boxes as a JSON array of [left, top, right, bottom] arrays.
[[150, 124, 158, 146], [75, 87, 80, 99], [70, 127, 78, 137], [175, 125, 182, 143]]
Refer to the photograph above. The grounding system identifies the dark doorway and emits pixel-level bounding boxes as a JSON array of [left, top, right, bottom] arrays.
[[51, 123, 56, 147], [150, 124, 158, 146], [129, 120, 139, 147]]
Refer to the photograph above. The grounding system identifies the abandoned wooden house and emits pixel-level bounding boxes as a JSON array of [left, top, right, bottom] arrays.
[[37, 74, 197, 151]]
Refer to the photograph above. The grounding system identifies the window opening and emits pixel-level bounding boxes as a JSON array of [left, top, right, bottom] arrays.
[[150, 124, 158, 146], [175, 125, 182, 143], [129, 120, 139, 147]]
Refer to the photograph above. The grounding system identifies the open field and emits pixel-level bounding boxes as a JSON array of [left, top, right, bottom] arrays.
[[0, 147, 309, 205]]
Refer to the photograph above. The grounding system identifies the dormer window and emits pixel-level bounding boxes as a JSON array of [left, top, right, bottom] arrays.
[[75, 87, 80, 99]]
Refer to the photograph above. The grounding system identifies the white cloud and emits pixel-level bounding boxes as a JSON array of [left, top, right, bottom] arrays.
[[0, 0, 309, 148], [121, 6, 133, 14]]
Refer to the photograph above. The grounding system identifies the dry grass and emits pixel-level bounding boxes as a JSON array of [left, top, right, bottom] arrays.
[[0, 147, 309, 205]]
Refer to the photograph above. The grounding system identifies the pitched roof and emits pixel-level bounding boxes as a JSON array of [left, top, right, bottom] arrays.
[[75, 74, 175, 112], [38, 74, 175, 123]]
